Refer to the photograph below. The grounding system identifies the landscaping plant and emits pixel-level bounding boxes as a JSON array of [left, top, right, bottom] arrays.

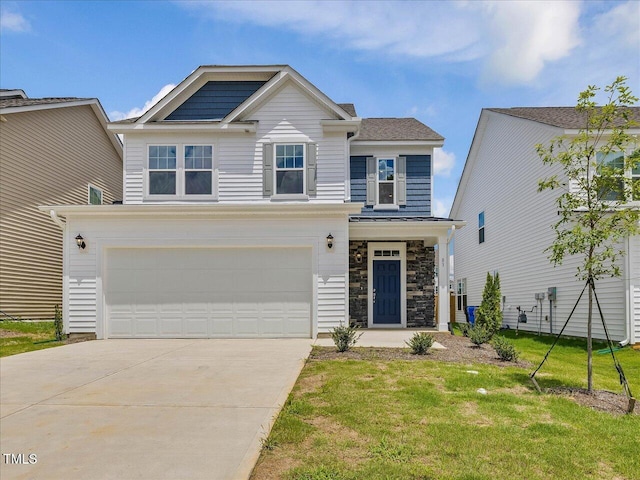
[[492, 335, 519, 362], [54, 304, 64, 341], [468, 324, 492, 347], [330, 324, 361, 352], [537, 76, 640, 391], [405, 332, 434, 355], [475, 272, 502, 336]]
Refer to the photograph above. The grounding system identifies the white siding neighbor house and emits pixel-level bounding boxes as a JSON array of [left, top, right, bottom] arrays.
[[43, 65, 464, 339], [450, 107, 640, 344]]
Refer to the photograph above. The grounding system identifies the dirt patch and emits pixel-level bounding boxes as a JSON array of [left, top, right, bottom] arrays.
[[546, 387, 638, 416], [0, 329, 24, 338], [311, 333, 531, 368]]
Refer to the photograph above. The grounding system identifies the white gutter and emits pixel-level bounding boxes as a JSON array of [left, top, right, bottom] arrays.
[[447, 225, 456, 243]]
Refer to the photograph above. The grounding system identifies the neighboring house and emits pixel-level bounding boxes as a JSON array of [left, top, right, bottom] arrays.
[[41, 65, 464, 339], [0, 90, 123, 321], [450, 107, 640, 344]]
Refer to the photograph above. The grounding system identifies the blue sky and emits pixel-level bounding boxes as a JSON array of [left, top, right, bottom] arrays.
[[2, 0, 638, 216]]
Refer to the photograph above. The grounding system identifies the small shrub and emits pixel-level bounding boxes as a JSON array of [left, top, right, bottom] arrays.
[[492, 335, 519, 362], [331, 324, 362, 352], [459, 323, 471, 337], [468, 324, 492, 347], [54, 305, 64, 341], [405, 332, 434, 355]]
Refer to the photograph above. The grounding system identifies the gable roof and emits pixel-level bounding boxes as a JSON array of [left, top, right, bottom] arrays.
[[356, 118, 444, 142], [0, 96, 123, 156], [487, 107, 640, 129], [126, 65, 355, 128]]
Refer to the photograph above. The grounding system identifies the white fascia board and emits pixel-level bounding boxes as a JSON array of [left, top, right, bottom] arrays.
[[563, 127, 640, 137], [350, 220, 466, 242], [221, 70, 288, 124], [321, 119, 361, 133], [107, 122, 257, 134], [351, 140, 444, 148], [0, 89, 27, 99], [40, 202, 365, 218]]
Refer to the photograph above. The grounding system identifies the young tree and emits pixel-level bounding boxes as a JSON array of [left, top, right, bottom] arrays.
[[475, 272, 502, 335], [537, 76, 640, 392]]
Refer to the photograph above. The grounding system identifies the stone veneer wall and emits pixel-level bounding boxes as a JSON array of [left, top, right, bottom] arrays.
[[348, 240, 435, 328]]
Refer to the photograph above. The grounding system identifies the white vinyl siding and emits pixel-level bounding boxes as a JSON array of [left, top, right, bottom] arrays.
[[631, 234, 640, 344], [123, 83, 347, 204], [63, 213, 349, 337], [452, 111, 628, 341]]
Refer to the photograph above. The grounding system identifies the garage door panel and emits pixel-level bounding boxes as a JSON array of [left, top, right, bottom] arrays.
[[105, 247, 312, 338]]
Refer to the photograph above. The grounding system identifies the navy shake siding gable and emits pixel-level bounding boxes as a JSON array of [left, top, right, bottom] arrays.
[[166, 81, 267, 120], [350, 155, 432, 216]]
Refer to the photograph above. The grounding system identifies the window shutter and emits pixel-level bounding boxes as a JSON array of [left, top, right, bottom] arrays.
[[397, 156, 407, 205], [366, 156, 376, 205], [306, 143, 317, 196], [263, 143, 273, 196]]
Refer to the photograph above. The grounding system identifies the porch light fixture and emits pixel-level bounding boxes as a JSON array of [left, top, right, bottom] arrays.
[[354, 252, 363, 263], [326, 233, 334, 249], [75, 234, 86, 250]]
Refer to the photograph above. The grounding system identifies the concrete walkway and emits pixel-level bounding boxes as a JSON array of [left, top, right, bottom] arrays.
[[0, 339, 311, 480]]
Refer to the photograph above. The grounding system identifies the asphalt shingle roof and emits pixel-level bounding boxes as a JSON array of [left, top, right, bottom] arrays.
[[357, 117, 444, 142], [487, 107, 640, 129], [0, 97, 88, 109], [337, 103, 357, 117]]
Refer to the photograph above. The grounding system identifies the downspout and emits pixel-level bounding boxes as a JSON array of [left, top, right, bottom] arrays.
[[50, 209, 66, 230], [619, 235, 632, 347], [50, 210, 68, 336]]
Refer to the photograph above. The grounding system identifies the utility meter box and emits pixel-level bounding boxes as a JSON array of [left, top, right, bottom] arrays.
[[535, 292, 545, 301], [547, 287, 557, 302]]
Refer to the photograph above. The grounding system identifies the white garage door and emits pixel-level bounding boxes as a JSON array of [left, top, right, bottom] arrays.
[[105, 248, 312, 338]]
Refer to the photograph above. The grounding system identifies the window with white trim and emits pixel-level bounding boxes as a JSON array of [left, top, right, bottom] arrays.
[[147, 144, 213, 198], [633, 160, 640, 201], [88, 184, 103, 205], [148, 145, 177, 195], [275, 144, 305, 194], [478, 211, 485, 244], [457, 278, 467, 312], [595, 150, 640, 202], [377, 158, 395, 204]]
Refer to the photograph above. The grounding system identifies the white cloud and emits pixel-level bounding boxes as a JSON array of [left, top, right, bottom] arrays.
[[480, 1, 581, 84], [110, 84, 176, 121], [433, 148, 456, 177], [182, 0, 589, 85], [0, 7, 30, 33], [432, 197, 452, 218]]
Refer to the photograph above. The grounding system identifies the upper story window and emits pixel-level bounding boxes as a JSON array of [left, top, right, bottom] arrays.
[[275, 144, 304, 195], [595, 150, 639, 203], [263, 142, 317, 199], [478, 211, 485, 244], [377, 158, 395, 204], [88, 184, 103, 205], [365, 156, 406, 208], [147, 145, 213, 198]]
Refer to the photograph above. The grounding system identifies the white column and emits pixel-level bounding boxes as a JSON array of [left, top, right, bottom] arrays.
[[437, 234, 449, 331]]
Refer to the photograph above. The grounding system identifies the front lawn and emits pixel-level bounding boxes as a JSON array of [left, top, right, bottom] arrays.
[[0, 321, 64, 357], [252, 332, 640, 479]]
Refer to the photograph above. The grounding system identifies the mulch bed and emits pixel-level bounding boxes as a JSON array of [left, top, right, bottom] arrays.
[[311, 333, 637, 416]]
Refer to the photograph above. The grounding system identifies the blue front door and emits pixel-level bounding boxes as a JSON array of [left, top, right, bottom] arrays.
[[373, 260, 401, 325]]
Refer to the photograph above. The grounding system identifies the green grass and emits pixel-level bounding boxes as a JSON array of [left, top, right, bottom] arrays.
[[0, 321, 64, 357], [252, 332, 640, 480]]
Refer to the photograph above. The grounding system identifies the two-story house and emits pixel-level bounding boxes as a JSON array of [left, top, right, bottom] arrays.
[[42, 65, 463, 339], [1, 89, 122, 321], [450, 107, 640, 345]]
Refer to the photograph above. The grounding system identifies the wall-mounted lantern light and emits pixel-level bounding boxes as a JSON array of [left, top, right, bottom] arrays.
[[354, 252, 363, 263], [75, 234, 86, 250], [326, 233, 334, 249]]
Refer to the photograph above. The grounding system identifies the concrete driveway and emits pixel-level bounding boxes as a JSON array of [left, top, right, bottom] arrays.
[[0, 339, 311, 480]]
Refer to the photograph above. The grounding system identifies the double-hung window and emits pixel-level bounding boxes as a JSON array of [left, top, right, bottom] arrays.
[[377, 158, 395, 204], [365, 156, 406, 208], [88, 184, 103, 205], [185, 145, 213, 195], [478, 211, 485, 244], [148, 145, 177, 195], [147, 144, 213, 198], [275, 144, 304, 195], [596, 151, 625, 201]]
